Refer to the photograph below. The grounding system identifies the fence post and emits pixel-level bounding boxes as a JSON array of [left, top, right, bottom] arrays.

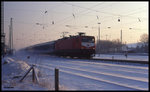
[[55, 68, 59, 91], [32, 67, 35, 83], [34, 67, 39, 84], [20, 65, 33, 82]]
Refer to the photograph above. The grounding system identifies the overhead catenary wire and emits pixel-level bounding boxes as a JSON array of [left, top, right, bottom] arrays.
[[5, 3, 147, 31], [49, 2, 146, 36], [49, 2, 146, 31], [4, 7, 146, 33], [63, 2, 147, 20], [81, 6, 147, 31], [46, 3, 106, 33], [54, 3, 105, 23], [123, 5, 147, 16], [5, 3, 147, 26], [48, 3, 113, 33], [4, 2, 148, 44]]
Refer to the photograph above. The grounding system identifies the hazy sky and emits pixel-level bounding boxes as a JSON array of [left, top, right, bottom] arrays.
[[3, 1, 148, 50]]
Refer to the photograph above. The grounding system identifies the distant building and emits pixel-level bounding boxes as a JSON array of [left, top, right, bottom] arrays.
[[121, 45, 136, 53]]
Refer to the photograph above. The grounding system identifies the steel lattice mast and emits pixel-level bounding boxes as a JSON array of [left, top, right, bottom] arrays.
[[1, 1, 5, 57]]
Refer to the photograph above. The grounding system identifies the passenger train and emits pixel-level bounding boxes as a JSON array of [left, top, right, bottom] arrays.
[[26, 32, 95, 58]]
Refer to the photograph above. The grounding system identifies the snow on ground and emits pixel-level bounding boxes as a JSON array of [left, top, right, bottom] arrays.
[[1, 56, 51, 90], [1, 50, 149, 91], [93, 54, 148, 61]]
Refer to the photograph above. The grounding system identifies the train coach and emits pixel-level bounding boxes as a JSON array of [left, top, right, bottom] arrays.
[[53, 32, 95, 58], [25, 41, 55, 54], [25, 32, 95, 58]]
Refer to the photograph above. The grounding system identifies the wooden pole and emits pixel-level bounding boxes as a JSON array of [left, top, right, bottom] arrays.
[[32, 67, 35, 83], [19, 65, 39, 83], [33, 67, 39, 84], [55, 68, 59, 91], [20, 66, 33, 82]]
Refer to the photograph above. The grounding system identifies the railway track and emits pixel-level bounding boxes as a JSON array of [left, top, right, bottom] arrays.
[[35, 63, 148, 90], [91, 58, 148, 64], [12, 51, 148, 90], [24, 49, 148, 64], [48, 55, 148, 64], [26, 57, 148, 90]]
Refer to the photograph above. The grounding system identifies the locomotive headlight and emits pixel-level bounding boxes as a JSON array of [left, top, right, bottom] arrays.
[[81, 47, 84, 49]]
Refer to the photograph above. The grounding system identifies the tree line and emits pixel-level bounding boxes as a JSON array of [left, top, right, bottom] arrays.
[[95, 33, 148, 54], [135, 33, 148, 53], [96, 39, 124, 54]]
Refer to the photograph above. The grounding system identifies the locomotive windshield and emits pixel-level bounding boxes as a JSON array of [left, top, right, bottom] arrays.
[[82, 37, 95, 43]]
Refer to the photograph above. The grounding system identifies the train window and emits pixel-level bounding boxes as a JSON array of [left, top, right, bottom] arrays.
[[82, 37, 94, 43], [76, 39, 79, 42]]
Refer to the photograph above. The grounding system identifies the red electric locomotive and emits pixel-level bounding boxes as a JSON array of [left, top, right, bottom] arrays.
[[54, 32, 95, 58]]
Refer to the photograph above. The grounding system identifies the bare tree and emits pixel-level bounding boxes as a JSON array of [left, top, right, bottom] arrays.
[[140, 33, 148, 45], [137, 33, 149, 53], [96, 39, 124, 53]]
